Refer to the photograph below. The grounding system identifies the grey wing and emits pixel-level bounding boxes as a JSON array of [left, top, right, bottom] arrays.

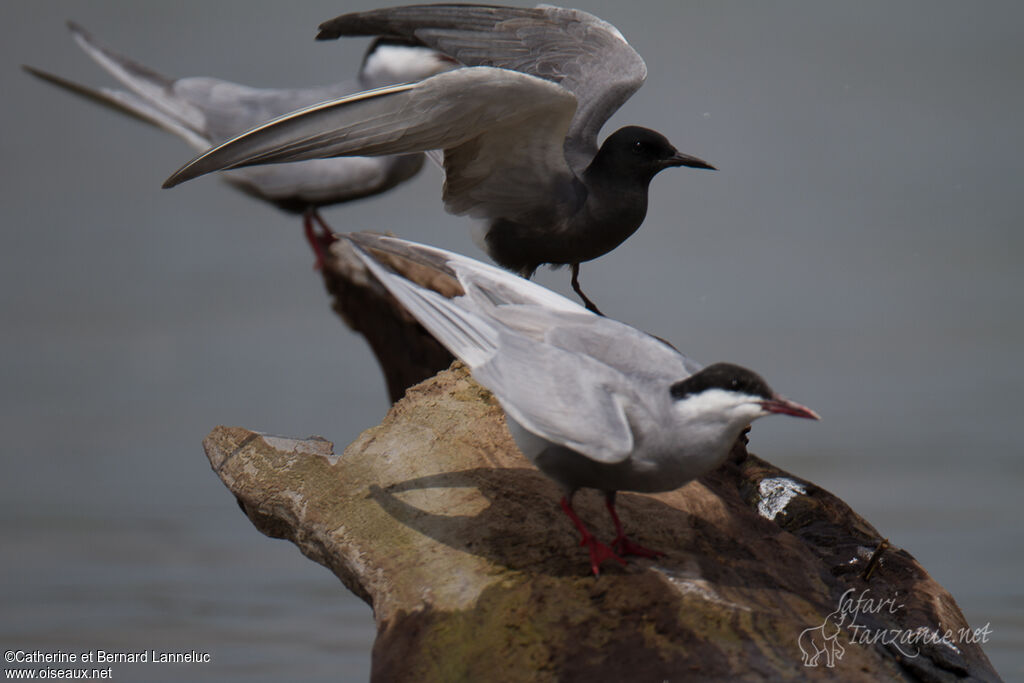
[[34, 23, 426, 208], [541, 317, 703, 382], [221, 155, 423, 208], [23, 62, 413, 207], [460, 301, 701, 381], [317, 4, 647, 170], [345, 232, 701, 380], [474, 332, 637, 463], [350, 235, 502, 369], [350, 239, 636, 463], [442, 258, 704, 381], [164, 67, 578, 228], [24, 23, 212, 150], [347, 232, 588, 314], [168, 78, 363, 141], [63, 22, 210, 141], [67, 21, 363, 143], [22, 64, 210, 150]]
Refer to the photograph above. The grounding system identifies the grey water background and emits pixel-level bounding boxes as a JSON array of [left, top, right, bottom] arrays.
[[2, 0, 1020, 679]]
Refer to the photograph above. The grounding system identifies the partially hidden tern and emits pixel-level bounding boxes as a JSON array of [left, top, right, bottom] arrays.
[[164, 4, 715, 311], [24, 21, 454, 264], [345, 232, 818, 575]]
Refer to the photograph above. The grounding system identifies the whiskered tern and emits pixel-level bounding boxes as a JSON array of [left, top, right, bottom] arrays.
[[346, 232, 818, 575], [25, 22, 454, 265]]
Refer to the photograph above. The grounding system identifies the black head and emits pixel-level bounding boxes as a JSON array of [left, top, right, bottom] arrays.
[[669, 362, 819, 420], [598, 126, 715, 180], [669, 362, 774, 401]]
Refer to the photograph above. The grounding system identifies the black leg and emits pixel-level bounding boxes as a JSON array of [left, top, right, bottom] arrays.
[[570, 263, 604, 316]]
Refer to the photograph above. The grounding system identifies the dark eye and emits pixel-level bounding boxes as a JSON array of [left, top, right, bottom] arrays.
[[632, 140, 645, 153]]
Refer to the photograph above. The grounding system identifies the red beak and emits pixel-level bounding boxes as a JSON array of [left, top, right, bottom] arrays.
[[761, 395, 820, 420]]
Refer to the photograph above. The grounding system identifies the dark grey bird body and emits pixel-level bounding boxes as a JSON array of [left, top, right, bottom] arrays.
[[164, 5, 714, 310], [484, 126, 690, 275]]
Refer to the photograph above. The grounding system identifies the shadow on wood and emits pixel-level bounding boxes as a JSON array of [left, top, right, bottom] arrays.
[[204, 364, 999, 681]]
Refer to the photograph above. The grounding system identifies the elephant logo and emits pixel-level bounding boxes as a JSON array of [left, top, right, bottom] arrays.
[[798, 610, 848, 668]]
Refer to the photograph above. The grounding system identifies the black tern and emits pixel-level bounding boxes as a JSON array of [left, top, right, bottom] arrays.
[[345, 233, 818, 575], [24, 22, 454, 265], [164, 4, 715, 311]]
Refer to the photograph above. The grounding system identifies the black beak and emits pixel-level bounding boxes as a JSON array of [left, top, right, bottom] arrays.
[[664, 150, 716, 171]]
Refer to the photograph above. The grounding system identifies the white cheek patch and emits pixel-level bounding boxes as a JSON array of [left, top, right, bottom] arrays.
[[673, 389, 765, 423]]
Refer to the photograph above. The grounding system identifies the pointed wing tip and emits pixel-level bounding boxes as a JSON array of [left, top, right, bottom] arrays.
[[163, 148, 229, 187], [66, 20, 94, 45], [21, 64, 72, 92], [162, 165, 196, 188], [21, 63, 77, 91]]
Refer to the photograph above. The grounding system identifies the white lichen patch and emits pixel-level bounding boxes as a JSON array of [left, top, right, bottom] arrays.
[[654, 565, 751, 612], [846, 544, 877, 566], [757, 477, 807, 520]]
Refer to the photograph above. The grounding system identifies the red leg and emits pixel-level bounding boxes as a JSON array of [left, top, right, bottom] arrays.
[[302, 209, 338, 270], [605, 492, 665, 559], [559, 496, 625, 576], [310, 210, 339, 245]]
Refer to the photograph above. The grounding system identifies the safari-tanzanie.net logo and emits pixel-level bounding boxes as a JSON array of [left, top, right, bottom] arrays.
[[798, 588, 992, 668]]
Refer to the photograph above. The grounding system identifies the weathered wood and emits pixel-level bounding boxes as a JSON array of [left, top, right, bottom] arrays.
[[204, 363, 999, 681], [318, 236, 456, 402]]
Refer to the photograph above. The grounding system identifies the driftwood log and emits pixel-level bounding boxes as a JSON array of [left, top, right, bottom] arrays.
[[203, 238, 1001, 681]]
